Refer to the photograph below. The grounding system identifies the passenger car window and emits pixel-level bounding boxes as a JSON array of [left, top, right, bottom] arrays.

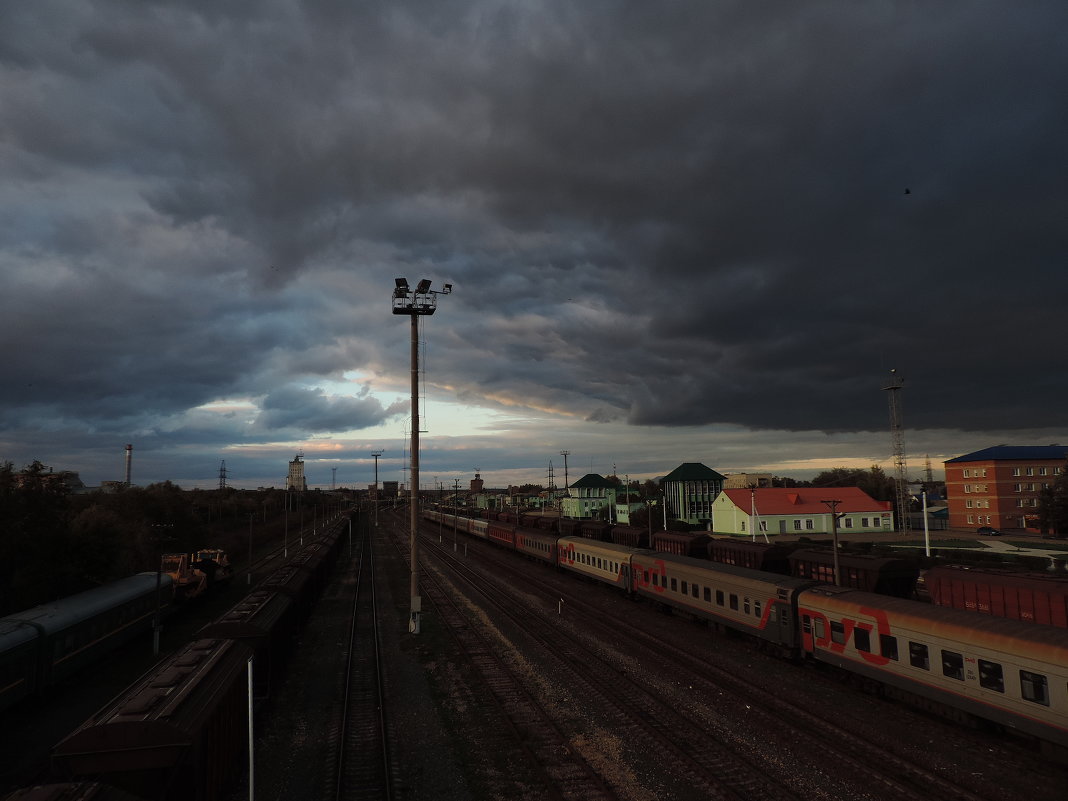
[[978, 660, 1004, 692], [1020, 671, 1050, 706], [879, 634, 898, 661], [941, 650, 964, 680], [830, 621, 846, 645], [909, 642, 930, 670], [854, 628, 871, 653]]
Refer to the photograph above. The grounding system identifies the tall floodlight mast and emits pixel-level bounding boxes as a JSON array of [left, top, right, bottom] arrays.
[[883, 369, 910, 534], [392, 277, 452, 634]]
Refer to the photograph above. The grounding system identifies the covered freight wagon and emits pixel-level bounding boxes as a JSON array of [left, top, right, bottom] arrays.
[[925, 566, 1068, 628]]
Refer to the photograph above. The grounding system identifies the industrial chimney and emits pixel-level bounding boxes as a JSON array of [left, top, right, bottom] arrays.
[[125, 444, 132, 486]]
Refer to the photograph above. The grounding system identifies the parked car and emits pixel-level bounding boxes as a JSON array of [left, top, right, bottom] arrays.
[[977, 525, 1002, 536]]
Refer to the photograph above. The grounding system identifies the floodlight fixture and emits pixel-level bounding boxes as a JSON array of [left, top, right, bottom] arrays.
[[415, 278, 432, 294]]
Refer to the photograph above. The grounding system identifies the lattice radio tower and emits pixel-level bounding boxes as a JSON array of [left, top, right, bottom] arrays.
[[882, 369, 910, 533], [218, 459, 228, 490]]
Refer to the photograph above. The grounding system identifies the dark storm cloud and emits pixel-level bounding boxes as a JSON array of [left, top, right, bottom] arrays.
[[3, 1, 1067, 486], [255, 385, 405, 433]]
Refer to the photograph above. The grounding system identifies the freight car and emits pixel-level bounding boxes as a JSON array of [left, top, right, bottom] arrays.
[[52, 637, 254, 801], [0, 573, 174, 713], [609, 524, 650, 548], [925, 566, 1068, 628], [788, 549, 919, 598], [195, 588, 296, 698], [707, 538, 796, 573], [653, 530, 710, 557]]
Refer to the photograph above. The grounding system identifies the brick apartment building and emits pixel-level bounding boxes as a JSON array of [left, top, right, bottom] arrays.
[[944, 445, 1067, 530]]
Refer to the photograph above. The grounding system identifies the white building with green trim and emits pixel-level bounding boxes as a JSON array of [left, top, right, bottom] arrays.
[[561, 473, 618, 520]]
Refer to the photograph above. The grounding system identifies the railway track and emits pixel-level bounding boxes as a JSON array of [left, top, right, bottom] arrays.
[[331, 529, 394, 801], [416, 524, 1007, 801], [407, 526, 804, 801], [391, 525, 618, 801]]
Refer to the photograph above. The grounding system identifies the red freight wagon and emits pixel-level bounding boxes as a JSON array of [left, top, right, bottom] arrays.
[[925, 566, 1068, 628]]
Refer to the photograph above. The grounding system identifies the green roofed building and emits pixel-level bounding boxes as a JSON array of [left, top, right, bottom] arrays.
[[661, 462, 726, 528]]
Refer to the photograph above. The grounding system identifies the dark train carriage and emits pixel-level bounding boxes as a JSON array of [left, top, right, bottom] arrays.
[[2, 782, 142, 800], [708, 539, 795, 574], [788, 549, 919, 598], [557, 518, 582, 537], [0, 620, 39, 712], [609, 525, 650, 548], [514, 529, 558, 565], [486, 521, 516, 549], [578, 521, 612, 541], [53, 638, 254, 801], [15, 573, 174, 691], [653, 530, 709, 557], [256, 563, 316, 617], [925, 566, 1068, 628], [194, 589, 296, 698]]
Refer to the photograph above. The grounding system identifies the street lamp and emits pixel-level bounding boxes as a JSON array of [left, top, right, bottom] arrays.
[[393, 277, 452, 634]]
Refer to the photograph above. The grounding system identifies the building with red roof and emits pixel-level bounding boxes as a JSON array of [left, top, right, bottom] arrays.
[[711, 487, 894, 536]]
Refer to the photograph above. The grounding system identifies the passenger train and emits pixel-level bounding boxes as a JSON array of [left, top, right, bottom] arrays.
[[425, 508, 1068, 754]]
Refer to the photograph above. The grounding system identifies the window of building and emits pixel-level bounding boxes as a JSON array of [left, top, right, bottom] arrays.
[[861, 518, 870, 527], [963, 469, 971, 477], [1020, 671, 1050, 706], [843, 518, 854, 528], [793, 519, 802, 530], [978, 660, 1004, 693], [909, 642, 930, 670], [1012, 467, 1021, 476], [1027, 467, 1035, 476], [981, 469, 988, 477], [967, 515, 974, 524], [729, 594, 739, 611], [1014, 483, 1022, 492], [1040, 467, 1048, 476], [966, 499, 973, 508], [758, 521, 768, 532], [805, 519, 814, 530], [941, 650, 965, 680], [964, 484, 971, 493]]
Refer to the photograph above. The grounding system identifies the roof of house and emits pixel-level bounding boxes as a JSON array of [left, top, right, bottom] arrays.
[[661, 462, 726, 483], [719, 487, 890, 515], [945, 445, 1068, 464], [569, 473, 617, 489]]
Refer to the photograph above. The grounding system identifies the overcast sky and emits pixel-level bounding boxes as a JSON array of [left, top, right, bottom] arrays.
[[3, 1, 1066, 490]]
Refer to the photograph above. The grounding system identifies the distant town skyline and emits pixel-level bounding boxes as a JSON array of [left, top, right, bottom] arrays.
[[3, 4, 1065, 492]]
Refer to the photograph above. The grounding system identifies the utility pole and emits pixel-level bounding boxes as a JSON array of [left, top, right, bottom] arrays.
[[820, 499, 843, 586], [883, 369, 910, 534], [371, 450, 383, 528]]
